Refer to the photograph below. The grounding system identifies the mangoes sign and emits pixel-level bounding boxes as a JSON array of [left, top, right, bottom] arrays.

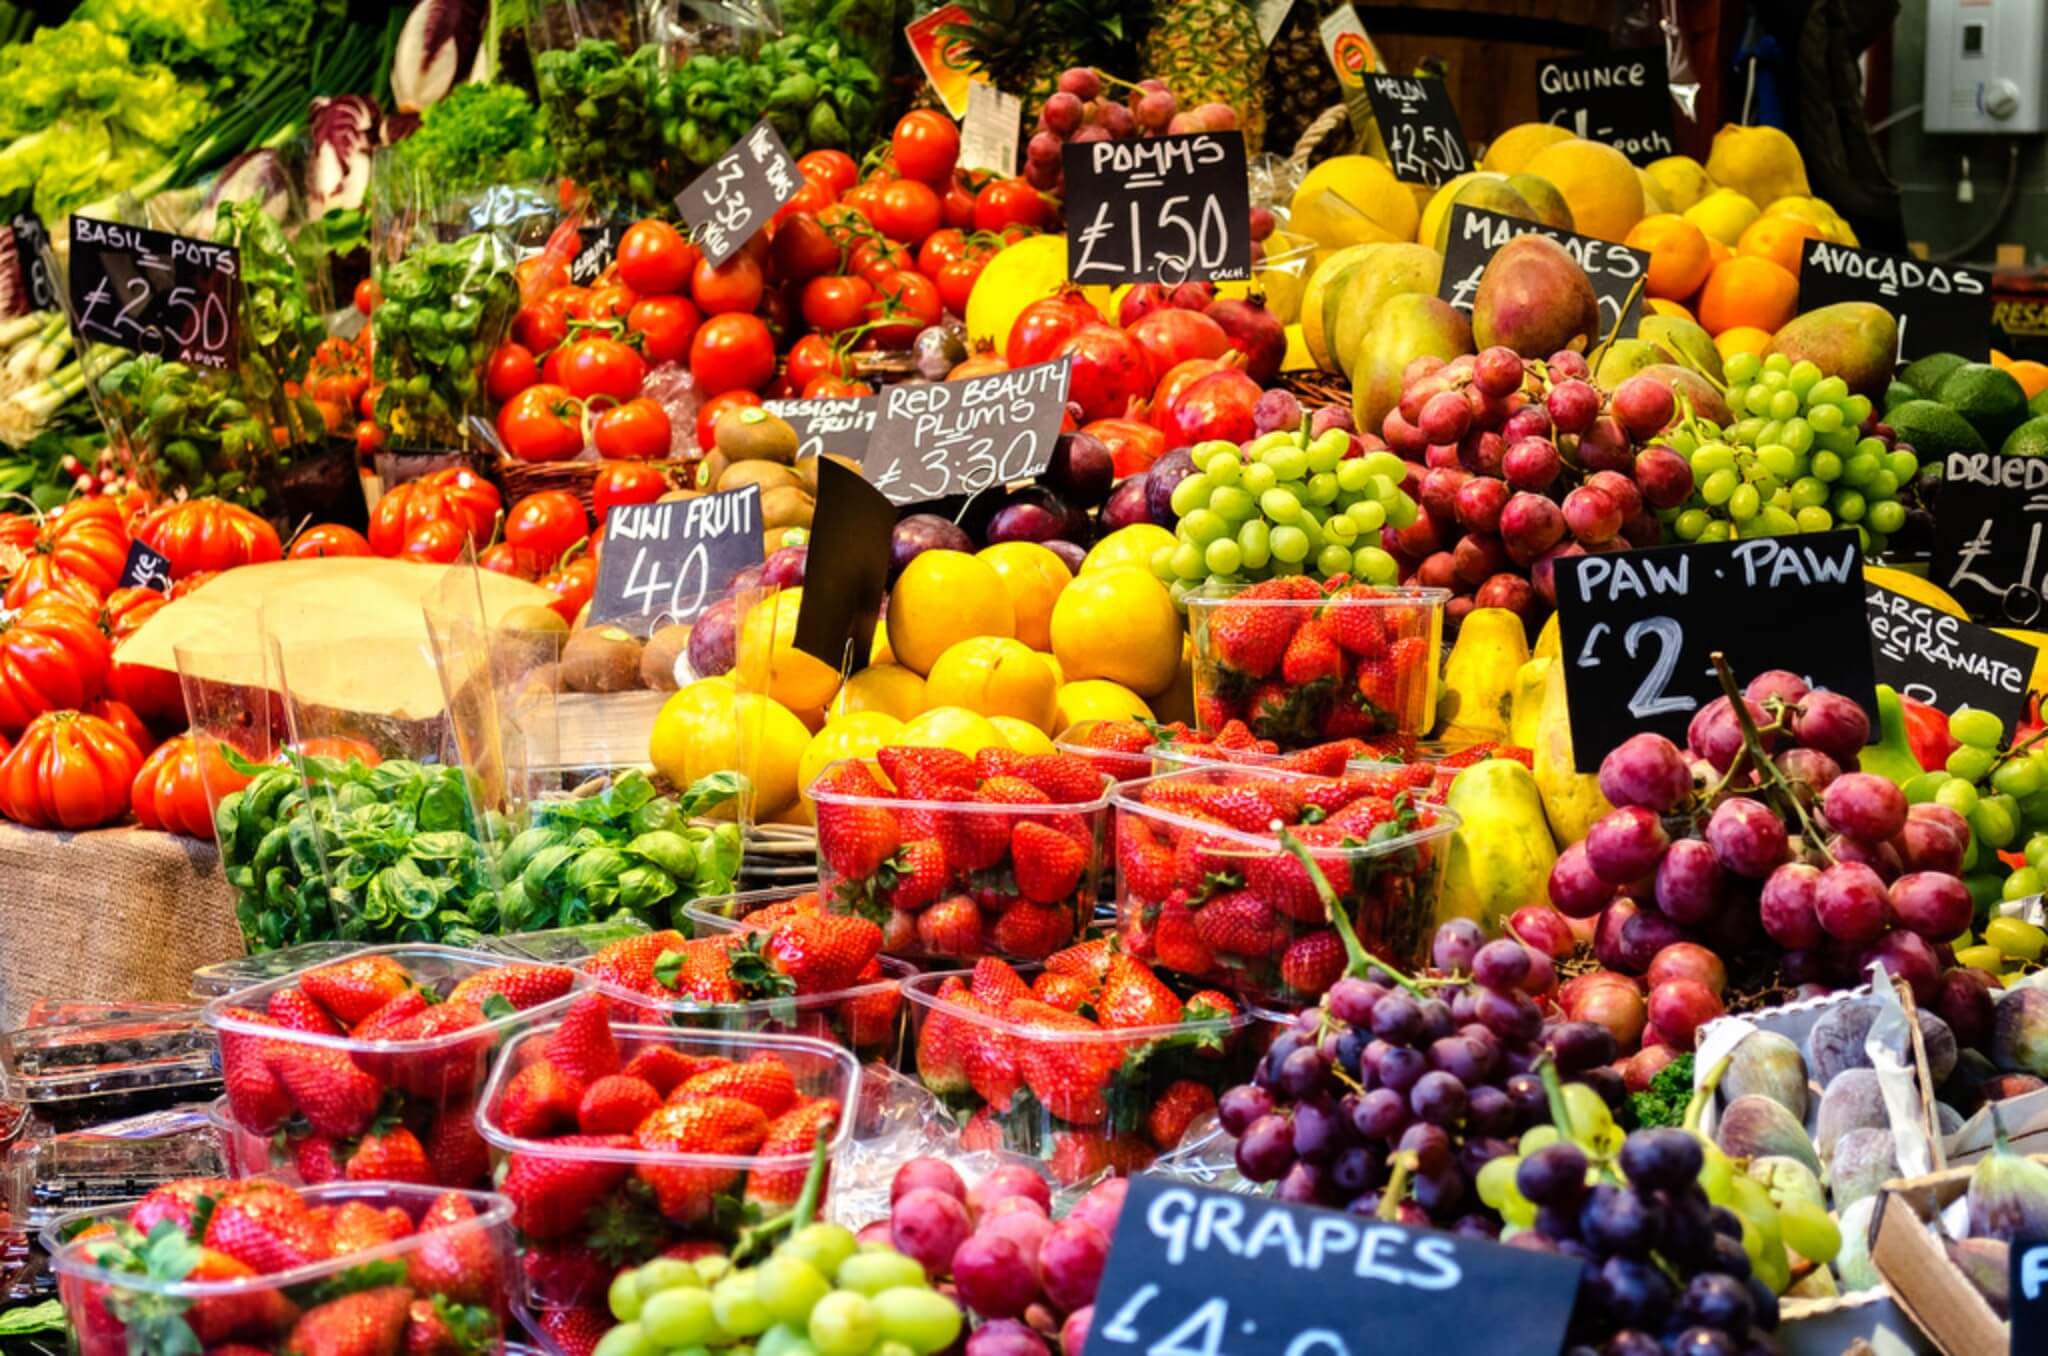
[[1534, 48, 1677, 165], [1798, 240, 1990, 363], [1439, 205, 1645, 340]]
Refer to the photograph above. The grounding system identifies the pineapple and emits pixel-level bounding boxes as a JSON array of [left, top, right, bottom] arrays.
[[1263, 0, 1344, 162], [942, 0, 1143, 117], [1139, 0, 1268, 152]]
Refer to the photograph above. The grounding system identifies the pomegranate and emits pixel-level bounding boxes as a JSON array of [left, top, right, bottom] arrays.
[[1168, 281, 1215, 309], [1056, 324, 1156, 423], [1005, 292, 1100, 368], [1084, 413, 1168, 478], [1205, 296, 1284, 382], [1127, 308, 1230, 377], [1149, 354, 1240, 431], [1159, 367, 1261, 447], [1117, 284, 1172, 327]]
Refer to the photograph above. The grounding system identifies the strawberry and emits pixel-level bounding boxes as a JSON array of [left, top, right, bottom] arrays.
[[973, 746, 1031, 783], [576, 1075, 663, 1134], [758, 913, 881, 992], [841, 959, 902, 1048], [1006, 999, 1120, 1124], [745, 1098, 841, 1206], [959, 998, 1021, 1110], [1030, 970, 1095, 1012], [284, 1285, 411, 1356], [1280, 930, 1346, 994], [635, 1097, 769, 1221], [494, 1060, 586, 1139], [536, 1307, 612, 1356], [374, 1001, 491, 1099], [1325, 587, 1391, 657], [1097, 954, 1182, 1029], [886, 838, 948, 910], [1326, 796, 1397, 835], [302, 955, 413, 1025], [424, 1102, 491, 1186], [913, 977, 973, 1093], [446, 962, 576, 1010], [959, 1106, 1004, 1153], [977, 775, 1051, 807], [352, 989, 433, 1040], [404, 1296, 491, 1356], [815, 761, 902, 879], [1184, 989, 1240, 1022], [267, 987, 342, 1036], [622, 1046, 722, 1095], [329, 1199, 410, 1255], [1017, 753, 1103, 804], [969, 957, 1031, 1007], [941, 800, 1021, 872], [179, 1247, 299, 1345], [991, 900, 1074, 958], [126, 1178, 232, 1236], [878, 745, 975, 797], [293, 1134, 345, 1184], [1151, 891, 1214, 976], [1070, 718, 1154, 753], [1147, 1080, 1219, 1150], [1193, 687, 1239, 731], [1048, 1132, 1156, 1185], [1116, 825, 1177, 900], [584, 929, 690, 996], [345, 1127, 431, 1183], [745, 892, 824, 925], [1208, 784, 1295, 834], [217, 1007, 293, 1133], [1273, 739, 1369, 776], [205, 1181, 332, 1274], [407, 1190, 497, 1305], [1193, 889, 1289, 957], [543, 993, 621, 1084], [1391, 635, 1432, 728], [1244, 825, 1354, 922], [1012, 821, 1087, 904], [270, 1043, 382, 1139], [1298, 775, 1381, 816], [1044, 935, 1114, 981], [521, 1243, 613, 1310], [915, 895, 982, 955], [1203, 599, 1297, 678], [1281, 617, 1344, 686], [653, 936, 744, 1004], [498, 1135, 634, 1237], [1172, 820, 1244, 892], [1354, 654, 1399, 719], [675, 1054, 797, 1118], [1210, 719, 1269, 751]]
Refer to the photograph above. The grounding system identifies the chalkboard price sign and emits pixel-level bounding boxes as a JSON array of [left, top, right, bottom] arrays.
[[1091, 1177, 1578, 1356], [1554, 532, 1877, 770], [569, 219, 626, 286], [1929, 449, 2048, 624], [1866, 581, 2031, 730], [675, 121, 803, 268], [865, 359, 1070, 505], [117, 539, 173, 593], [762, 395, 879, 463], [1797, 240, 1990, 363], [1534, 49, 1678, 165], [588, 486, 762, 632], [793, 457, 896, 673], [68, 216, 240, 371], [1361, 72, 1471, 187], [1063, 133, 1252, 286], [11, 214, 52, 312], [1440, 205, 1646, 340]]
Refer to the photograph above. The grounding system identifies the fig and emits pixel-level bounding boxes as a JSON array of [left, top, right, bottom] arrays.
[[1716, 1094, 1819, 1175], [1808, 999, 1880, 1085], [1991, 986, 2048, 1077], [1827, 1127, 1898, 1209], [1814, 1069, 1888, 1159], [1915, 1009, 1958, 1086], [1746, 1155, 1826, 1213], [1721, 1031, 1809, 1123], [1935, 966, 1997, 1053], [1945, 1237, 2011, 1317], [1966, 1116, 2048, 1244], [1941, 1047, 1999, 1116]]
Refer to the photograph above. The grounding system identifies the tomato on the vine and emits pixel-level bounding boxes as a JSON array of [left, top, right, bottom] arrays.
[[842, 180, 887, 219], [487, 342, 541, 402], [867, 270, 943, 347], [556, 337, 648, 403], [892, 110, 961, 185], [402, 519, 469, 563], [786, 333, 850, 392], [803, 375, 873, 398], [798, 149, 860, 196], [513, 299, 569, 354], [354, 420, 385, 455], [497, 383, 586, 463], [540, 555, 598, 623], [517, 256, 571, 296], [800, 274, 874, 333], [592, 397, 673, 460], [505, 489, 590, 567], [616, 220, 698, 295], [942, 176, 979, 230], [478, 542, 543, 580], [552, 285, 596, 320], [353, 278, 380, 314], [592, 462, 671, 525], [873, 179, 943, 247], [696, 390, 761, 449], [851, 241, 913, 288], [771, 213, 841, 283], [935, 256, 985, 317], [628, 295, 701, 366], [690, 253, 765, 316], [975, 178, 1049, 233], [585, 282, 638, 321], [777, 175, 837, 223], [916, 229, 970, 277], [690, 313, 776, 397]]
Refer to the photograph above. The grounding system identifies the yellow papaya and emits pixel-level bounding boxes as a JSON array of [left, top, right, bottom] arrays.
[[1436, 607, 1531, 747], [1509, 657, 1550, 751], [1439, 758, 1558, 929], [1530, 655, 1613, 847]]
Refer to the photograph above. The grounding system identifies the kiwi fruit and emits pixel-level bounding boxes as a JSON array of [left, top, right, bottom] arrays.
[[717, 460, 803, 496], [715, 407, 800, 463], [497, 603, 568, 634], [640, 623, 691, 690], [560, 625, 645, 693], [760, 484, 816, 530], [796, 456, 820, 495], [658, 487, 704, 504], [823, 453, 864, 480], [696, 450, 730, 490]]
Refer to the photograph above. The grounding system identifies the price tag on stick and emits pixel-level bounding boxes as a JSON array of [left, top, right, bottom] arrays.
[[1062, 133, 1252, 287], [1929, 449, 2048, 625], [959, 80, 1023, 176], [864, 358, 1070, 505], [794, 458, 896, 673], [68, 216, 240, 370], [1866, 582, 2032, 731], [1361, 72, 1471, 187], [568, 218, 627, 286], [1440, 204, 1647, 340], [1090, 1178, 1578, 1356], [1552, 532, 1878, 771], [675, 120, 803, 268], [117, 539, 173, 593], [1534, 48, 1679, 164], [11, 214, 53, 313], [588, 486, 763, 633], [763, 396, 880, 463], [1796, 239, 1991, 363]]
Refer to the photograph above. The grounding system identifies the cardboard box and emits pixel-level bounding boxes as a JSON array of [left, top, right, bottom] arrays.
[[1869, 1163, 2012, 1356]]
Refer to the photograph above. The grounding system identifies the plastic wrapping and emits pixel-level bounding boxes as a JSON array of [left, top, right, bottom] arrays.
[[528, 0, 680, 214], [0, 1008, 220, 1136]]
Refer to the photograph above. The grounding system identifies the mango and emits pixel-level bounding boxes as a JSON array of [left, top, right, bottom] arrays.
[[1300, 243, 1384, 372], [1348, 293, 1473, 432], [1637, 314, 1725, 382], [1471, 234, 1599, 358], [1766, 302, 1900, 397], [1439, 758, 1557, 931], [1528, 654, 1612, 846], [1507, 174, 1574, 230], [1331, 243, 1444, 380], [1635, 363, 1732, 425], [1437, 607, 1529, 746], [1592, 338, 1671, 390], [1419, 173, 1538, 252]]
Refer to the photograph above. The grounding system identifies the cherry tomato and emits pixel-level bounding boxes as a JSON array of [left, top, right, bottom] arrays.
[[592, 397, 673, 460], [799, 149, 860, 195], [916, 228, 970, 277], [776, 175, 838, 225], [353, 278, 380, 314], [487, 342, 541, 402], [851, 241, 913, 288], [868, 270, 942, 347], [935, 256, 985, 317], [772, 212, 841, 283], [892, 110, 961, 184], [627, 295, 701, 366], [478, 542, 543, 580], [696, 390, 762, 450], [354, 420, 385, 455], [497, 384, 586, 463], [974, 178, 1049, 233], [556, 337, 648, 403], [616, 220, 699, 295], [842, 180, 887, 219], [800, 274, 875, 333], [689, 313, 775, 397], [552, 285, 595, 320], [592, 462, 672, 525], [505, 489, 590, 567], [289, 524, 373, 560], [786, 333, 851, 393], [359, 383, 381, 420], [585, 282, 638, 321], [942, 176, 979, 230], [872, 178, 943, 246], [513, 300, 568, 354], [817, 203, 871, 238], [401, 518, 468, 564], [689, 252, 765, 316]]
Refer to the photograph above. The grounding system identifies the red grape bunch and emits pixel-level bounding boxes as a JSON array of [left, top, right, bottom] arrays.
[[1023, 68, 1242, 195]]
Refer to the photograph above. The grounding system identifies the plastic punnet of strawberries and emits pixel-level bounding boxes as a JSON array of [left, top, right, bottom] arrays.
[[205, 948, 588, 1188], [52, 1179, 513, 1356], [1186, 578, 1448, 749], [577, 894, 907, 1058], [1063, 716, 1422, 783], [811, 746, 1112, 961], [476, 993, 859, 1311], [1112, 764, 1459, 1003], [907, 947, 1253, 1184]]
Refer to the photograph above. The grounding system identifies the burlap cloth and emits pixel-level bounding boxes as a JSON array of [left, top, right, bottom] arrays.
[[0, 823, 246, 1027]]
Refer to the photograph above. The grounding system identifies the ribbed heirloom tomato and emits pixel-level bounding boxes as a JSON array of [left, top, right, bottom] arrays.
[[286, 524, 372, 560], [367, 467, 503, 557], [4, 498, 129, 609], [0, 593, 110, 734], [99, 586, 167, 641], [130, 733, 250, 839], [136, 499, 283, 578], [0, 708, 143, 830]]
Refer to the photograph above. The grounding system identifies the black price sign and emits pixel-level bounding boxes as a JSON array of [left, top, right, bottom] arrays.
[[1534, 49, 1678, 165], [68, 217, 239, 370], [1929, 449, 2048, 625], [11, 214, 52, 313], [763, 395, 879, 462], [1797, 240, 1990, 363], [1440, 205, 1647, 340], [1091, 1178, 1577, 1356], [1063, 133, 1252, 286], [588, 486, 762, 632], [675, 121, 803, 268], [864, 359, 1069, 505], [1554, 532, 1878, 770], [2016, 1242, 2048, 1355], [793, 457, 895, 673], [1866, 582, 2031, 730], [117, 539, 173, 593], [1362, 73, 1471, 187], [570, 218, 627, 286]]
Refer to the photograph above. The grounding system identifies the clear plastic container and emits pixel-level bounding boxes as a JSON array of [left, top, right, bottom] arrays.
[[478, 918, 654, 963], [48, 1182, 515, 1355], [202, 944, 588, 1187], [188, 941, 368, 999], [900, 968, 1258, 1184], [0, 1009, 220, 1135], [1110, 765, 1459, 1004], [4, 1105, 226, 1234], [1185, 584, 1447, 748], [811, 760, 1111, 962], [477, 1024, 861, 1311]]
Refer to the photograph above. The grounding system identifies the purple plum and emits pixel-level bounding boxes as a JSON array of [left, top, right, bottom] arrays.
[[1044, 431, 1114, 507], [1102, 476, 1152, 530], [1145, 447, 1197, 525], [890, 513, 973, 579]]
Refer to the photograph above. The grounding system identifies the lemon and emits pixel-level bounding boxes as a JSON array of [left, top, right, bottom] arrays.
[[1706, 125, 1810, 210], [1082, 524, 1175, 575], [990, 716, 1056, 756], [1149, 636, 1197, 727], [1480, 122, 1574, 174], [738, 694, 815, 821], [963, 234, 1113, 355], [976, 542, 1072, 650], [1682, 187, 1761, 248], [1635, 167, 1669, 216], [924, 637, 1060, 731], [886, 551, 1016, 676], [899, 706, 1010, 757], [649, 677, 738, 806], [797, 711, 905, 821], [828, 663, 927, 722], [1051, 679, 1154, 734], [1050, 566, 1182, 697], [735, 588, 842, 712], [1288, 155, 1418, 252], [1645, 155, 1715, 212]]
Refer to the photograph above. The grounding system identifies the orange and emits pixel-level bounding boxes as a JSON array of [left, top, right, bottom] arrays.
[[1713, 326, 1773, 363], [1645, 297, 1696, 322], [2008, 360, 2048, 401], [1992, 348, 2013, 369], [1624, 214, 1712, 302], [1706, 238, 1733, 266], [1736, 214, 1821, 277], [1696, 256, 1798, 335]]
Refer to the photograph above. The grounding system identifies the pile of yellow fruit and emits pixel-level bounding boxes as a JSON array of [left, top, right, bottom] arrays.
[[647, 527, 1193, 824]]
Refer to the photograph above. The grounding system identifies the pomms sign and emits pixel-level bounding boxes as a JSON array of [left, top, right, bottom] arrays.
[[1062, 132, 1252, 286]]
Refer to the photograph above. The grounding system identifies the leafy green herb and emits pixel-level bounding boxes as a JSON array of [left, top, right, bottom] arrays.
[[390, 83, 553, 195], [533, 39, 669, 213], [1628, 1052, 1695, 1130], [372, 231, 521, 449]]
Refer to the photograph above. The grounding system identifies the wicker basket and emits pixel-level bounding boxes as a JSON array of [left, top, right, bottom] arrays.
[[495, 455, 701, 513], [1288, 105, 1357, 173]]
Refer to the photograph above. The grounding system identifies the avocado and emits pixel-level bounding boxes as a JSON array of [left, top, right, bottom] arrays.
[[1883, 380, 1919, 413], [1899, 351, 1968, 396], [2003, 415, 2048, 458], [1885, 398, 1988, 458], [2030, 386, 2048, 420], [1934, 362, 2029, 445]]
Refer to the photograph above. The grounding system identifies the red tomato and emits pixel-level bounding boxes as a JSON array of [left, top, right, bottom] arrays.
[[916, 229, 969, 277], [851, 240, 913, 288], [288, 524, 373, 560], [690, 314, 776, 397], [873, 178, 943, 246], [517, 256, 571, 296], [353, 278, 380, 314], [586, 282, 638, 321], [487, 342, 541, 402], [696, 390, 762, 450], [593, 397, 673, 460], [892, 110, 961, 184], [974, 178, 1050, 233], [628, 295, 701, 366], [935, 256, 984, 317], [354, 420, 386, 455], [540, 555, 598, 623], [130, 732, 249, 839], [867, 270, 942, 347], [785, 334, 850, 393], [800, 274, 874, 333], [478, 542, 543, 580], [776, 175, 837, 223], [366, 467, 503, 557], [592, 462, 671, 524], [402, 519, 469, 564], [136, 499, 284, 577], [616, 221, 699, 295], [513, 300, 568, 353], [689, 253, 766, 316], [799, 149, 860, 195], [842, 180, 887, 219], [497, 384, 587, 463], [552, 285, 595, 320], [505, 490, 590, 567], [771, 212, 841, 283], [556, 337, 648, 403], [0, 709, 143, 830], [942, 176, 979, 230], [803, 375, 873, 398], [0, 594, 110, 734]]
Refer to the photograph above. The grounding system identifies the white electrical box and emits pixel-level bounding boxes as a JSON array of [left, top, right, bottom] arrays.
[[1925, 0, 2048, 134]]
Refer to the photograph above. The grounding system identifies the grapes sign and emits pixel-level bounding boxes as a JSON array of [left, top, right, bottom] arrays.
[[1090, 1177, 1578, 1356], [1930, 449, 2048, 625], [763, 394, 879, 463], [1063, 133, 1252, 286], [675, 120, 802, 268], [588, 486, 762, 633], [1865, 581, 2032, 732], [1440, 206, 1646, 340], [864, 358, 1071, 505], [1554, 533, 1878, 770], [793, 457, 896, 673], [68, 216, 239, 371], [1361, 73, 1471, 188], [1534, 49, 1678, 165], [1797, 240, 1990, 363]]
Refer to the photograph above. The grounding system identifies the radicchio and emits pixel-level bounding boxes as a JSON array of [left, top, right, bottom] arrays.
[[391, 0, 487, 112], [308, 95, 381, 218]]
